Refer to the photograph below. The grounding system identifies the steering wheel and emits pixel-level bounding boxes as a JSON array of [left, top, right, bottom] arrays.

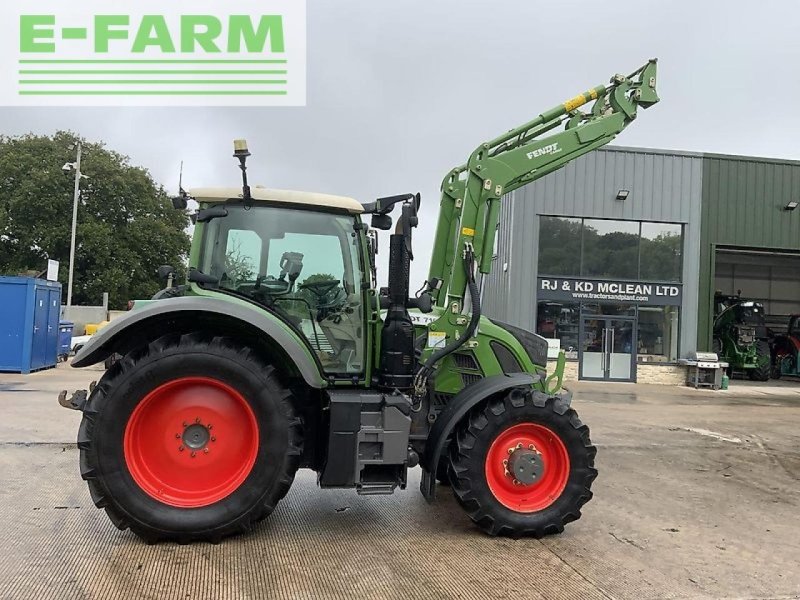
[[298, 279, 341, 299]]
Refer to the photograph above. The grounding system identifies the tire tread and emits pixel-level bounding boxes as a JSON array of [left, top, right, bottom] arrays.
[[447, 390, 596, 538], [76, 332, 303, 543]]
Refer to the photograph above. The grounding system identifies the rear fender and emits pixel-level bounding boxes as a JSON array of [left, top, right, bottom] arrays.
[[72, 296, 326, 389], [420, 373, 572, 500]]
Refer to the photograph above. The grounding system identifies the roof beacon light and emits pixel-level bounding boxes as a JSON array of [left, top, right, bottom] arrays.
[[233, 139, 252, 204], [233, 139, 251, 158]]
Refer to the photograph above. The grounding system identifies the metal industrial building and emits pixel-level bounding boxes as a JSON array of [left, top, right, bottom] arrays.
[[483, 146, 800, 382]]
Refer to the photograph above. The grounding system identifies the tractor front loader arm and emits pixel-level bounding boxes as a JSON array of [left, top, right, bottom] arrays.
[[428, 60, 660, 309]]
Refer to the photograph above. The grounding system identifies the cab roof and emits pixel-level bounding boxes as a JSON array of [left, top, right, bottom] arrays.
[[189, 186, 363, 214]]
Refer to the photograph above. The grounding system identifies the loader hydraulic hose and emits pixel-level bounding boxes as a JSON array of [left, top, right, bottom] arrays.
[[414, 247, 481, 397]]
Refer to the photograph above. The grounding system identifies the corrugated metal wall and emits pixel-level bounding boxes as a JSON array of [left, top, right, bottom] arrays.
[[697, 155, 800, 349], [483, 146, 704, 355]]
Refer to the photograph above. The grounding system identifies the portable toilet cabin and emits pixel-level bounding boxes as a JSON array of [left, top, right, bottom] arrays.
[[0, 276, 62, 373]]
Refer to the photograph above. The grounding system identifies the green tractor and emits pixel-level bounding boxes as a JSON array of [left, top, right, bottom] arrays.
[[59, 61, 659, 542], [712, 292, 771, 381]]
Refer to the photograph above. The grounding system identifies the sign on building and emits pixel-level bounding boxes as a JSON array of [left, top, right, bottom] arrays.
[[537, 277, 682, 306]]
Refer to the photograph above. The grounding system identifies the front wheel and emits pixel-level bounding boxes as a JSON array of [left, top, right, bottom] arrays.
[[448, 390, 596, 537], [77, 333, 303, 543], [748, 340, 772, 381]]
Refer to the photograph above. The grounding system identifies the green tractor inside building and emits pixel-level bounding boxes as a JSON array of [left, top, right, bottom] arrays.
[[712, 292, 771, 381], [59, 61, 659, 543]]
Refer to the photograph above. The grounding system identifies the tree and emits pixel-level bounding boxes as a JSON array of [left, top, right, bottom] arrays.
[[537, 217, 582, 275], [0, 131, 190, 308], [224, 239, 257, 284], [640, 232, 682, 281]]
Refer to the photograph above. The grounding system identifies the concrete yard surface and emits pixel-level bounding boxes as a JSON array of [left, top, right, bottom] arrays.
[[1, 364, 799, 599]]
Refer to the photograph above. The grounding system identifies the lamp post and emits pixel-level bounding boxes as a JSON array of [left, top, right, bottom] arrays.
[[63, 142, 87, 308]]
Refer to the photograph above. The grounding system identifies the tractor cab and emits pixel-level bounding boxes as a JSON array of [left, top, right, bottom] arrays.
[[188, 186, 370, 378]]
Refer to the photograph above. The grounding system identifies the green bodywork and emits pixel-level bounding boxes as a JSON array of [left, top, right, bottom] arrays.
[[421, 60, 658, 392], [146, 60, 659, 397], [712, 298, 769, 373]]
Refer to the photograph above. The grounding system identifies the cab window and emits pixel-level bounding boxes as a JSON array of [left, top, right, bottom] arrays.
[[200, 205, 365, 375]]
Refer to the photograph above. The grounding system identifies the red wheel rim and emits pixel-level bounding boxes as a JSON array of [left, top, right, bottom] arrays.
[[123, 377, 259, 508], [484, 423, 570, 513]]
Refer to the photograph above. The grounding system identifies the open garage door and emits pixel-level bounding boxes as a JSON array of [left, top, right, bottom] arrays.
[[715, 247, 800, 334]]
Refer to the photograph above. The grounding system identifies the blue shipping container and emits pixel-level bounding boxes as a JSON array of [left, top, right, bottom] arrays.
[[0, 276, 62, 373]]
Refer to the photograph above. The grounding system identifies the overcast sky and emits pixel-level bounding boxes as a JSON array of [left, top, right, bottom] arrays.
[[2, 0, 798, 285]]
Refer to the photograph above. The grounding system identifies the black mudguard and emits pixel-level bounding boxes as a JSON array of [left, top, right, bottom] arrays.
[[420, 372, 568, 500], [72, 296, 325, 389]]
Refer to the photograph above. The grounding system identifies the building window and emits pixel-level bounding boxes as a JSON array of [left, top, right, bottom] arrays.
[[638, 306, 680, 362], [538, 216, 581, 276], [538, 217, 683, 282], [582, 219, 640, 279], [640, 222, 682, 282]]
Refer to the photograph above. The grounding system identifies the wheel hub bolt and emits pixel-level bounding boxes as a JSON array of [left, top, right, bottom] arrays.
[[211, 436, 216, 442], [175, 433, 181, 439], [204, 448, 209, 454], [178, 446, 184, 452], [191, 451, 196, 458]]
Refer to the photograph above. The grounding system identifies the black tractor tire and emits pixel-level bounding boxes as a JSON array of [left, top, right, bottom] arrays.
[[711, 337, 723, 356], [749, 340, 772, 382], [103, 353, 120, 370], [77, 332, 303, 543], [448, 389, 596, 538]]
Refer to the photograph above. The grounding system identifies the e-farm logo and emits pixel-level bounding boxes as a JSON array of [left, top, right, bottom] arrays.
[[1, 0, 305, 106]]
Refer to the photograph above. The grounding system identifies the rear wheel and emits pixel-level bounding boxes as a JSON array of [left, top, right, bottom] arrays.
[[749, 340, 771, 381], [448, 389, 596, 537], [77, 333, 302, 543]]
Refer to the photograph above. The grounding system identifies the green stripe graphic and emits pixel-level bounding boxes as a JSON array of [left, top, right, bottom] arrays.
[[20, 70, 287, 75], [20, 80, 287, 85], [19, 90, 289, 96], [17, 58, 293, 97]]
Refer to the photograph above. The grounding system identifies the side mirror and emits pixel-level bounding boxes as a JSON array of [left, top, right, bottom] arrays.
[[157, 265, 175, 281], [171, 195, 188, 210], [371, 214, 392, 230], [196, 205, 228, 223]]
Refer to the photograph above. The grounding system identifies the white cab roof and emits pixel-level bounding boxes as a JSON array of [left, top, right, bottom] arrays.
[[189, 186, 363, 214]]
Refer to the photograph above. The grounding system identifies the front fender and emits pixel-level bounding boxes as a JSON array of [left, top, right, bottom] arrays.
[[420, 373, 546, 500], [72, 296, 326, 389]]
